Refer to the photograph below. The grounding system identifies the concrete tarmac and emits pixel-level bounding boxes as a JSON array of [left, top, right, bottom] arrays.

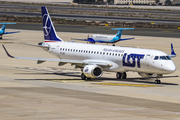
[[0, 29, 180, 120]]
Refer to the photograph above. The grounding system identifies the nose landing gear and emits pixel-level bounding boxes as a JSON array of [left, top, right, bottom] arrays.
[[155, 79, 161, 84], [116, 72, 127, 79], [155, 74, 162, 84]]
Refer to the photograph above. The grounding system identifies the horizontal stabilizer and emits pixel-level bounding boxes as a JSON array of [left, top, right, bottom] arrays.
[[112, 28, 134, 31], [4, 31, 20, 34], [0, 23, 16, 25]]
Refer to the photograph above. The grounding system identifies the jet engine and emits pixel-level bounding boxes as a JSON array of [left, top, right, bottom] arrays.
[[83, 65, 103, 78], [138, 72, 163, 77]]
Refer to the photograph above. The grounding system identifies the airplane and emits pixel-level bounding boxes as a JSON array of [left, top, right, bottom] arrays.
[[0, 22, 20, 39], [71, 28, 134, 45], [2, 6, 176, 84]]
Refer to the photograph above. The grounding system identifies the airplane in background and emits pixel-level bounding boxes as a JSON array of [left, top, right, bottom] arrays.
[[71, 28, 134, 45], [0, 23, 20, 39], [2, 6, 176, 84]]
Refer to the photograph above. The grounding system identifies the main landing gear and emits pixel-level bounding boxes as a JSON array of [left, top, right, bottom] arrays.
[[116, 72, 127, 79], [81, 73, 91, 80]]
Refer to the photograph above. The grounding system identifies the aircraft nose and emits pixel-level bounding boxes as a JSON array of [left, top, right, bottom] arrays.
[[163, 62, 176, 73]]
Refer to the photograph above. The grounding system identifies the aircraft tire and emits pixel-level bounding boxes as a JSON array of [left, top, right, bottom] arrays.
[[81, 73, 86, 80], [116, 72, 122, 79], [155, 80, 161, 84], [87, 78, 91, 80], [122, 72, 127, 79]]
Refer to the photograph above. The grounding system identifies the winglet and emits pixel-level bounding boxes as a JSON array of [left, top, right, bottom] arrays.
[[169, 43, 176, 58], [2, 45, 14, 58]]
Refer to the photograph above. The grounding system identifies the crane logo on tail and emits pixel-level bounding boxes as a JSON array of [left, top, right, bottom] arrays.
[[42, 14, 51, 36]]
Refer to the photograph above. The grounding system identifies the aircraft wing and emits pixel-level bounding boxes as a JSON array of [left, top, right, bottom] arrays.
[[71, 38, 87, 41], [71, 38, 95, 43], [4, 31, 20, 34], [120, 37, 135, 41], [2, 41, 49, 50], [2, 45, 112, 67]]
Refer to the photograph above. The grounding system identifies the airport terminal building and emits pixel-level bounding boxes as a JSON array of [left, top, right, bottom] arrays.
[[114, 0, 155, 5]]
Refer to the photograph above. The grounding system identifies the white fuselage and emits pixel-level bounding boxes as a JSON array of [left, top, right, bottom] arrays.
[[47, 41, 176, 74], [91, 34, 115, 42]]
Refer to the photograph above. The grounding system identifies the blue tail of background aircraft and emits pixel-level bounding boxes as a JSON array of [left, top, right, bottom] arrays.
[[112, 28, 134, 41], [0, 23, 20, 39], [41, 6, 63, 42]]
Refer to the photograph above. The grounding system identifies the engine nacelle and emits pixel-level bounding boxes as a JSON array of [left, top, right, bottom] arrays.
[[138, 72, 163, 77], [83, 65, 103, 78]]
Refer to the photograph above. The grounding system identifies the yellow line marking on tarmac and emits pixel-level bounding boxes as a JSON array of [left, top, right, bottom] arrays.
[[51, 80, 87, 83], [94, 83, 159, 87], [59, 80, 86, 83]]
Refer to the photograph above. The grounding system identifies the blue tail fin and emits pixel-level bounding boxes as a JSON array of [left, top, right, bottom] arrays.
[[112, 28, 134, 40], [41, 6, 63, 42], [0, 24, 6, 33]]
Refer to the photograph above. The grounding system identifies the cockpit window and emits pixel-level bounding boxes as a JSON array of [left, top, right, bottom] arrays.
[[154, 56, 159, 60], [166, 56, 171, 60], [160, 56, 167, 60], [154, 56, 171, 60]]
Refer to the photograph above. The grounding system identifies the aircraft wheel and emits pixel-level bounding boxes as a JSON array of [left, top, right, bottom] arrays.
[[122, 72, 127, 79], [155, 80, 161, 84], [116, 72, 122, 79], [87, 78, 91, 80], [81, 73, 86, 80], [0, 36, 2, 39]]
